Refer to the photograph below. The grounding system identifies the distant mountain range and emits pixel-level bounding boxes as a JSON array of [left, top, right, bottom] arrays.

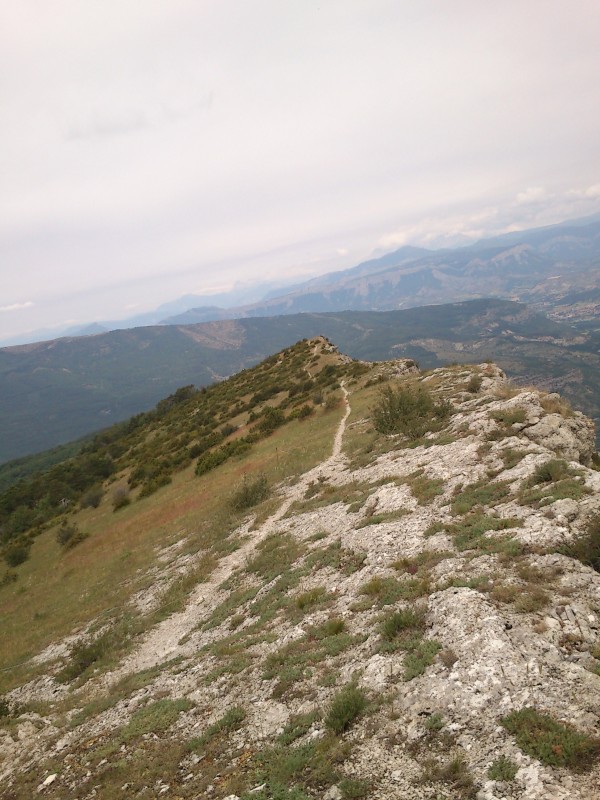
[[3, 298, 600, 464], [3, 214, 600, 349], [161, 215, 600, 325]]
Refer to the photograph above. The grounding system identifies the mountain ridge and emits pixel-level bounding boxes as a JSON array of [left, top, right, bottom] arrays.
[[4, 298, 600, 464]]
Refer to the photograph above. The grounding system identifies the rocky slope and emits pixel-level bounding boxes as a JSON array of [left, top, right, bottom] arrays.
[[1, 352, 600, 800]]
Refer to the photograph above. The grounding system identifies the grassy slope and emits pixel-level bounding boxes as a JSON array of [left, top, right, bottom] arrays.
[[0, 339, 350, 692]]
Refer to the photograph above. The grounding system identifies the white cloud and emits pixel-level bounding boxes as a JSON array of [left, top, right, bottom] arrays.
[[0, 301, 34, 312], [516, 187, 547, 205]]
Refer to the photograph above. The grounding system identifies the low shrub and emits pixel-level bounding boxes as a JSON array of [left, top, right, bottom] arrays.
[[56, 523, 88, 549], [191, 705, 246, 748], [562, 513, 600, 572], [528, 459, 571, 485], [490, 407, 527, 426], [487, 755, 518, 781], [57, 634, 112, 683], [379, 607, 426, 642], [372, 384, 451, 439], [122, 698, 193, 741], [3, 542, 31, 567], [325, 684, 367, 734], [111, 486, 131, 511], [466, 374, 482, 394], [403, 639, 441, 680], [294, 586, 329, 612], [231, 474, 269, 511], [451, 479, 511, 515], [421, 756, 476, 798], [80, 485, 103, 508], [501, 707, 600, 770]]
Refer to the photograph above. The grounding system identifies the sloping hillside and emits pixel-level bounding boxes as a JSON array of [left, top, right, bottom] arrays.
[[1, 340, 600, 799], [5, 298, 600, 464]]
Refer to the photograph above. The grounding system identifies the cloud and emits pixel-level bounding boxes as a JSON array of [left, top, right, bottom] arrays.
[[515, 187, 547, 205], [1, 3, 600, 340], [0, 302, 34, 312]]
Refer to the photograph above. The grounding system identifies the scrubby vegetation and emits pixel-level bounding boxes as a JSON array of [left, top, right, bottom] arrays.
[[372, 383, 451, 439], [501, 707, 600, 770]]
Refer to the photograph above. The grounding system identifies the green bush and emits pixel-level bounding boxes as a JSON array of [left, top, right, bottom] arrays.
[[258, 406, 286, 434], [372, 384, 451, 439], [57, 634, 112, 683], [487, 755, 518, 781], [563, 513, 600, 572], [379, 607, 426, 641], [403, 639, 441, 680], [325, 684, 367, 734], [466, 374, 483, 393], [490, 408, 526, 426], [421, 756, 476, 798], [231, 474, 269, 511], [501, 707, 600, 770], [3, 541, 30, 567], [294, 586, 328, 612], [56, 523, 88, 549], [80, 485, 103, 508], [528, 459, 571, 485], [111, 486, 131, 511]]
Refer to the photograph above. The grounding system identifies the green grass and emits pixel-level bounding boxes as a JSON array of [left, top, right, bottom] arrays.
[[501, 707, 600, 770], [406, 472, 445, 505], [421, 756, 477, 799], [262, 619, 359, 698], [121, 697, 194, 741], [277, 711, 321, 745], [360, 575, 430, 607], [379, 607, 426, 642], [293, 586, 330, 613], [451, 479, 512, 515], [356, 508, 410, 528], [190, 705, 246, 749], [445, 512, 523, 553], [487, 755, 518, 781], [403, 639, 442, 680], [490, 408, 527, 426]]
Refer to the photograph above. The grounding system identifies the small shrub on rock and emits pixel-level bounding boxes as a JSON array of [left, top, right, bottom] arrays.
[[487, 755, 518, 781], [372, 384, 451, 439], [501, 707, 600, 770], [325, 684, 367, 734], [561, 513, 600, 573]]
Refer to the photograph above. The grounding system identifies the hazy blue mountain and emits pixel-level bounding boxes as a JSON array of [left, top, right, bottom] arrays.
[[162, 217, 600, 325]]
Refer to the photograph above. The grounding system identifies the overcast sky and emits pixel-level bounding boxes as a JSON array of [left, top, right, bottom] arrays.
[[1, 0, 600, 341]]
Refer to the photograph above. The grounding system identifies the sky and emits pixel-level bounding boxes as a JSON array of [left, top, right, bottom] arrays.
[[1, 0, 600, 342]]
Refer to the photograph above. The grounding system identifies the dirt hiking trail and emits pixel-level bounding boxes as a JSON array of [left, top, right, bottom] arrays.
[[113, 383, 351, 678]]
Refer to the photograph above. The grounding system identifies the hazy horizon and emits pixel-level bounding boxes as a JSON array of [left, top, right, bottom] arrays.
[[2, 2, 600, 341]]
